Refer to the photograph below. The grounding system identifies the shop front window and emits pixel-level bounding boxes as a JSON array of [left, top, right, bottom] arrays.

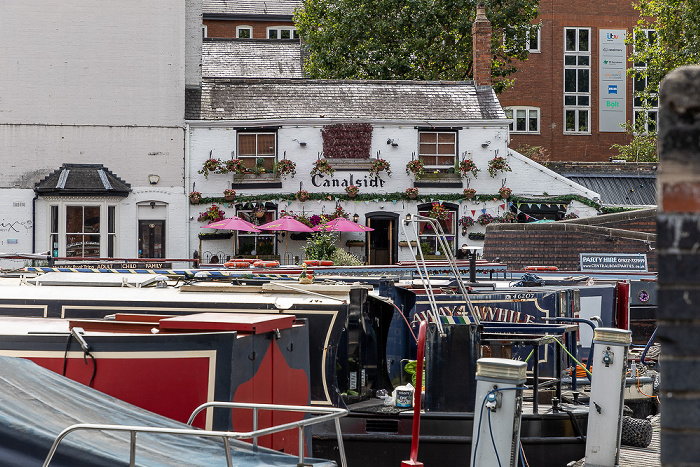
[[237, 208, 276, 256], [417, 204, 457, 256]]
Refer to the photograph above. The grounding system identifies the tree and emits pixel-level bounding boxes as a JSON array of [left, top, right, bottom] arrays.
[[615, 0, 700, 161], [294, 0, 540, 93]]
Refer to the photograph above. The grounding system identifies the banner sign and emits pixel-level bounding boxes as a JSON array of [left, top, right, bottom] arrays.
[[56, 262, 173, 269], [579, 253, 647, 272], [599, 29, 627, 132]]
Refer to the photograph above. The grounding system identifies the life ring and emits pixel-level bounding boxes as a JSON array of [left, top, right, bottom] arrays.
[[318, 260, 334, 266], [303, 260, 320, 267], [224, 261, 251, 268], [524, 266, 559, 271], [254, 260, 280, 268]]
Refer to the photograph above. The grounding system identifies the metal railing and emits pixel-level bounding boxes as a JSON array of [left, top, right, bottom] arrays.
[[43, 402, 347, 467]]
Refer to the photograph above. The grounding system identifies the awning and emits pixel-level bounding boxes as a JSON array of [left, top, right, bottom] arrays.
[[35, 163, 131, 197]]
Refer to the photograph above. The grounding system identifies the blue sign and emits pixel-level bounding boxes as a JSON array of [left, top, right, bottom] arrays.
[[608, 84, 618, 94]]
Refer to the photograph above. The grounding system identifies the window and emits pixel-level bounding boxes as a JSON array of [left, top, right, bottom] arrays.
[[236, 207, 276, 256], [50, 203, 117, 258], [504, 25, 540, 53], [236, 26, 252, 39], [202, 25, 208, 39], [633, 30, 658, 134], [505, 107, 540, 133], [417, 204, 457, 256], [563, 28, 591, 133], [418, 131, 456, 171], [237, 132, 276, 172], [267, 27, 298, 40]]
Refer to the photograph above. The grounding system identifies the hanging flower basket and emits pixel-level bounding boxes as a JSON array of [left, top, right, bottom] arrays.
[[427, 202, 451, 221], [457, 159, 480, 178], [369, 158, 392, 176], [275, 159, 297, 179], [223, 188, 236, 201], [458, 216, 475, 227], [345, 185, 359, 198], [198, 158, 221, 178], [252, 204, 266, 218], [487, 156, 512, 178], [405, 160, 425, 178], [310, 159, 335, 177], [189, 191, 202, 204], [296, 190, 310, 202], [477, 213, 495, 226], [405, 187, 419, 199], [222, 159, 247, 175], [197, 204, 225, 222], [498, 187, 512, 199], [463, 188, 477, 200]]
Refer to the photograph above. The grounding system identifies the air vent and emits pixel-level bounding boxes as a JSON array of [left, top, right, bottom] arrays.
[[366, 419, 399, 433]]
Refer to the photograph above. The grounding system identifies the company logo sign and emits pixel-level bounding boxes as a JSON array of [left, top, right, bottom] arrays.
[[608, 85, 618, 94], [607, 33, 619, 40], [606, 101, 620, 108]]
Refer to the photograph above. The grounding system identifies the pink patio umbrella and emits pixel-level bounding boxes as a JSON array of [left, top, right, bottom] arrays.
[[201, 216, 261, 259], [258, 215, 314, 262], [312, 216, 374, 246]]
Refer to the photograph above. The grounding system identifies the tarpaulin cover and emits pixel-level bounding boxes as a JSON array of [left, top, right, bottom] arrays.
[[0, 356, 335, 467]]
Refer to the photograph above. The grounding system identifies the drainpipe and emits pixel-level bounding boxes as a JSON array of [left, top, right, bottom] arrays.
[[185, 123, 191, 265], [32, 191, 37, 254]]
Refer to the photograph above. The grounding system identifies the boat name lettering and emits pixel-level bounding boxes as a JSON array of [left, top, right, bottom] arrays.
[[436, 304, 536, 323]]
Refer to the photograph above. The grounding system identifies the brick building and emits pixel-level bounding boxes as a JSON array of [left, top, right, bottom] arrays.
[[498, 0, 648, 162], [203, 0, 300, 40]]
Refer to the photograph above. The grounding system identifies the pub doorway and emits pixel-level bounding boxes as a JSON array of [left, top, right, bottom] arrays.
[[366, 212, 399, 265], [138, 220, 166, 258]]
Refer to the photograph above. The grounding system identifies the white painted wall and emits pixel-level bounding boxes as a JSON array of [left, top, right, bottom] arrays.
[[187, 122, 599, 263]]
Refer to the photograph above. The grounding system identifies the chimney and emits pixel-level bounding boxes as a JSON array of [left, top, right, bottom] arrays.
[[472, 3, 492, 87]]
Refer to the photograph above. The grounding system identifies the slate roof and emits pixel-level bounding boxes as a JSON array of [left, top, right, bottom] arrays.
[[565, 174, 656, 206], [203, 39, 304, 78], [203, 0, 302, 17], [35, 164, 131, 197], [192, 79, 506, 122]]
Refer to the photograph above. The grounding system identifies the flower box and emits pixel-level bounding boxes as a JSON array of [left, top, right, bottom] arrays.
[[345, 240, 366, 248], [398, 240, 418, 248]]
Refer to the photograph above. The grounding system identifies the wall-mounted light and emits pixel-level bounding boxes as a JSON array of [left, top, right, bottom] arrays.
[[150, 201, 156, 209], [148, 174, 160, 185], [353, 213, 359, 223], [481, 141, 491, 148], [292, 138, 307, 147], [405, 213, 412, 222], [387, 138, 399, 147], [462, 226, 468, 236]]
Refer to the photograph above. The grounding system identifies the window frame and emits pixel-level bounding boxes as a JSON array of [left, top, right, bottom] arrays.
[[236, 131, 277, 173], [503, 24, 541, 54], [563, 27, 591, 134], [266, 26, 298, 40], [235, 207, 277, 256], [632, 29, 658, 135], [236, 25, 253, 39], [49, 201, 119, 258], [418, 130, 458, 172], [504, 106, 541, 134], [416, 204, 457, 256]]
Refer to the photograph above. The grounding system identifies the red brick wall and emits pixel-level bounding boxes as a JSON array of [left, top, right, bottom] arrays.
[[499, 0, 641, 162], [205, 20, 294, 39], [472, 7, 492, 87], [483, 211, 657, 271]]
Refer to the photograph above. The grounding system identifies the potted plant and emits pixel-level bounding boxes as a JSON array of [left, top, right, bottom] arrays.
[[405, 159, 425, 178], [296, 190, 310, 202], [310, 159, 335, 177], [345, 185, 360, 198], [427, 203, 450, 221], [275, 159, 297, 179], [405, 187, 419, 199], [223, 188, 236, 201], [477, 213, 494, 226], [369, 158, 392, 176], [463, 188, 477, 199], [457, 159, 480, 178], [564, 213, 579, 220], [498, 186, 512, 199], [252, 204, 267, 218], [487, 156, 512, 178], [222, 159, 247, 175], [189, 191, 202, 204], [198, 158, 221, 178], [197, 204, 225, 222]]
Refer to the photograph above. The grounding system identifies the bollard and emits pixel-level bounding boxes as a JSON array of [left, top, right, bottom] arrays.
[[584, 327, 632, 467], [471, 358, 527, 467]]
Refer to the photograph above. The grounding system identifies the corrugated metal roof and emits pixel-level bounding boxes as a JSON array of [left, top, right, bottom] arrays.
[[567, 174, 656, 206], [193, 78, 506, 121], [203, 0, 302, 16], [203, 40, 304, 78]]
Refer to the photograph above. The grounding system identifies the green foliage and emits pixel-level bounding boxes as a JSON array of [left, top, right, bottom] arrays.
[[294, 0, 540, 93], [610, 120, 658, 162], [302, 230, 338, 261], [331, 248, 364, 266]]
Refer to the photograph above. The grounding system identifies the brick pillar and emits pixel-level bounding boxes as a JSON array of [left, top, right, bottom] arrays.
[[471, 3, 491, 87], [657, 66, 700, 466]]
